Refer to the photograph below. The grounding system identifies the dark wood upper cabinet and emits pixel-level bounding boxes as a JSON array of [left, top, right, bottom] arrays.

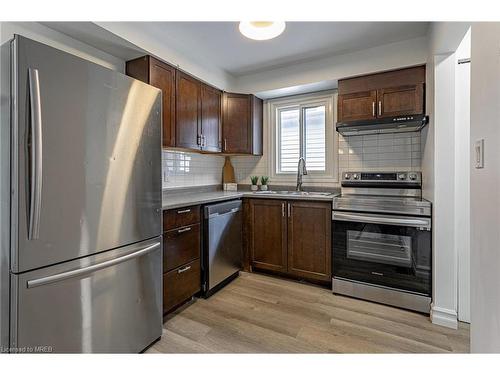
[[222, 93, 263, 155], [175, 70, 201, 150], [248, 199, 287, 273], [126, 56, 176, 147], [338, 91, 377, 123], [127, 55, 261, 154], [287, 201, 331, 282], [377, 84, 424, 118], [338, 65, 425, 123], [201, 84, 222, 152], [251, 95, 263, 155]]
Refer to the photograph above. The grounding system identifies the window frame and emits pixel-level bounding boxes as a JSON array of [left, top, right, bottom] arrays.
[[268, 91, 338, 184]]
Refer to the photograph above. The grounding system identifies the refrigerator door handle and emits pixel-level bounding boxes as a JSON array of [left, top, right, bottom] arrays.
[[26, 241, 161, 289], [28, 68, 43, 240]]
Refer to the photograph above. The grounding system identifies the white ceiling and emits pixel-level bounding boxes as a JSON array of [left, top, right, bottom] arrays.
[[41, 21, 430, 98], [128, 22, 429, 76]]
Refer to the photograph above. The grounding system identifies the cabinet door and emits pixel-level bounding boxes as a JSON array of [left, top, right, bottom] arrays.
[[249, 199, 287, 273], [377, 84, 424, 118], [223, 93, 251, 153], [149, 58, 176, 147], [163, 259, 200, 314], [163, 223, 201, 273], [175, 71, 201, 150], [251, 96, 263, 156], [287, 201, 331, 281], [338, 91, 377, 122], [201, 84, 222, 152]]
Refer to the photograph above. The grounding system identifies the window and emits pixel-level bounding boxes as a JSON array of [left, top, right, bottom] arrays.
[[270, 93, 337, 183]]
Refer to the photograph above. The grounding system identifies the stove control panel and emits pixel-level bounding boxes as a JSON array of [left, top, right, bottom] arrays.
[[342, 171, 421, 185]]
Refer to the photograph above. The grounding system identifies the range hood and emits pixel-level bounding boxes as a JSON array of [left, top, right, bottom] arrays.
[[336, 114, 429, 136]]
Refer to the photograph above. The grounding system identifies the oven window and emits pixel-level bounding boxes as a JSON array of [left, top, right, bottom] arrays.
[[346, 230, 412, 267], [333, 219, 432, 296]]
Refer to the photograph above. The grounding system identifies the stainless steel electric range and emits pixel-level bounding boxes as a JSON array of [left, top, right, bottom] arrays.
[[332, 171, 432, 313]]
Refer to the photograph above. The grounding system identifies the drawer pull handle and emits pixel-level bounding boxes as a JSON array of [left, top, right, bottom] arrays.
[[178, 265, 192, 274], [177, 227, 192, 234], [177, 209, 191, 214]]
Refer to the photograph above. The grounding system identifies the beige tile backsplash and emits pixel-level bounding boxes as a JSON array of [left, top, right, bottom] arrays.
[[162, 150, 225, 189], [162, 132, 421, 190], [338, 132, 421, 174]]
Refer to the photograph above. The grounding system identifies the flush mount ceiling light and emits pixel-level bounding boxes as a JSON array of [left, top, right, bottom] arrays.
[[239, 21, 286, 41]]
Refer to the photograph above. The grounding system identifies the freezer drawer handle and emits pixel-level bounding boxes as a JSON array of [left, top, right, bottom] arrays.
[[28, 68, 43, 240], [177, 265, 191, 274], [26, 242, 161, 289]]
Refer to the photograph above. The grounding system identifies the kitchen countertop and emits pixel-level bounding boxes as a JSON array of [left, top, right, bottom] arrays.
[[162, 189, 338, 210], [162, 190, 245, 210]]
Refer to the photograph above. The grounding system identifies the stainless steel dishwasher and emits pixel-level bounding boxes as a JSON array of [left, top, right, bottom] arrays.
[[202, 200, 242, 297]]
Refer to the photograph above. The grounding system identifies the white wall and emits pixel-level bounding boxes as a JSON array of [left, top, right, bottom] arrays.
[[422, 22, 470, 202], [234, 37, 428, 95], [431, 53, 458, 328], [423, 22, 470, 329], [470, 22, 500, 353], [455, 29, 471, 323], [0, 22, 124, 71]]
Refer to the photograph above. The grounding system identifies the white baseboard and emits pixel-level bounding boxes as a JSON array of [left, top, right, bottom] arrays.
[[431, 304, 458, 329]]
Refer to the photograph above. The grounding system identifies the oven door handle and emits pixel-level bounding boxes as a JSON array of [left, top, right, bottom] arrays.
[[332, 212, 431, 230]]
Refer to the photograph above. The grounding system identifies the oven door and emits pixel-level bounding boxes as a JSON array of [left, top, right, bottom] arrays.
[[332, 211, 431, 296]]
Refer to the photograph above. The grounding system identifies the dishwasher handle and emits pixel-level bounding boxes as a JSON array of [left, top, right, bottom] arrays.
[[207, 207, 240, 219], [204, 199, 242, 219]]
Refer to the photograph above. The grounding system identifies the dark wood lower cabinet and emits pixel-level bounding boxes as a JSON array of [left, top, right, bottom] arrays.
[[248, 199, 288, 273], [247, 198, 332, 283], [162, 206, 201, 315], [163, 223, 200, 273], [163, 205, 200, 231], [287, 201, 331, 282], [163, 259, 201, 314]]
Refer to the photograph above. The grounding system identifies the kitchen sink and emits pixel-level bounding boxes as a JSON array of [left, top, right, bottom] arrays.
[[252, 190, 333, 197]]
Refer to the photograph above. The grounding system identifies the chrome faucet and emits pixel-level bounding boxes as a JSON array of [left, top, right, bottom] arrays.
[[296, 157, 308, 191]]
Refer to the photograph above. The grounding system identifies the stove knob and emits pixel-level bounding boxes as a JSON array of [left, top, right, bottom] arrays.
[[398, 173, 407, 181], [344, 173, 351, 180], [353, 173, 360, 180], [409, 173, 417, 181]]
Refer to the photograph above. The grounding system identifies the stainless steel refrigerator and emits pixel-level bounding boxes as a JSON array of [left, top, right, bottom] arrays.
[[0, 35, 163, 353]]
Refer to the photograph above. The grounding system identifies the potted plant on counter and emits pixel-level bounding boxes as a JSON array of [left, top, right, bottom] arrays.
[[250, 176, 259, 191], [260, 176, 269, 191]]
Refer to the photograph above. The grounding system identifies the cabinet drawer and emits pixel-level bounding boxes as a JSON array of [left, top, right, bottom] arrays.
[[163, 259, 200, 314], [163, 205, 200, 231], [163, 223, 200, 272]]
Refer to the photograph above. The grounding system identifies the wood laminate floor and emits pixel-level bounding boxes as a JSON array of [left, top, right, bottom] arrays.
[[147, 272, 470, 353]]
